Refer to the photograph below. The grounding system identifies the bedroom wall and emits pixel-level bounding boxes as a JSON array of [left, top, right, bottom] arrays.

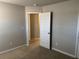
[[77, 0, 79, 58], [25, 6, 42, 12], [0, 2, 26, 52], [42, 0, 78, 56]]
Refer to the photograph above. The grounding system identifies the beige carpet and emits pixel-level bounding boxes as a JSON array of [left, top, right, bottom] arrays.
[[0, 45, 76, 59], [0, 38, 76, 59]]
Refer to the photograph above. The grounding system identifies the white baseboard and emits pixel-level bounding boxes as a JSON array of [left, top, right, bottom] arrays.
[[26, 43, 29, 46], [0, 44, 27, 55], [52, 48, 76, 58]]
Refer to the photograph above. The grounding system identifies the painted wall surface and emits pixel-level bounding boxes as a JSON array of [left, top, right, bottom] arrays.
[[25, 6, 42, 12], [30, 14, 40, 38], [77, 0, 79, 58], [0, 2, 26, 52], [42, 0, 78, 56]]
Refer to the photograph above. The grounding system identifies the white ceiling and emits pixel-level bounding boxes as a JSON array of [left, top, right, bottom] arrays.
[[0, 0, 68, 6]]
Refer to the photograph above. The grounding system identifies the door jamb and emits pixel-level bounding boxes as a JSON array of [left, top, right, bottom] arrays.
[[50, 12, 53, 50], [25, 12, 40, 46]]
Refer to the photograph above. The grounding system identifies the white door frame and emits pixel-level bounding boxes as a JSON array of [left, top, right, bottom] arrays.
[[25, 12, 40, 46], [76, 13, 79, 58]]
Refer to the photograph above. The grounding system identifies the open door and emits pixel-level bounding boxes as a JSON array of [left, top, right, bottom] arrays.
[[39, 12, 53, 50]]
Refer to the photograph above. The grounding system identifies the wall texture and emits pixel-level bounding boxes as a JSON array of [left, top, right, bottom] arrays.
[[42, 0, 78, 56], [0, 2, 26, 52], [25, 6, 42, 12], [77, 0, 79, 58]]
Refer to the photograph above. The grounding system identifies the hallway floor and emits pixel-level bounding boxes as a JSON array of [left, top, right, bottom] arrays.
[[0, 45, 76, 59]]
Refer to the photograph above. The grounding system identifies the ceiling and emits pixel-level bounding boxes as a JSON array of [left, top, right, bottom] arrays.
[[0, 0, 68, 6]]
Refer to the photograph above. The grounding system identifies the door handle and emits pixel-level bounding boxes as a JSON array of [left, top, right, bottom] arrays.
[[48, 32, 50, 34]]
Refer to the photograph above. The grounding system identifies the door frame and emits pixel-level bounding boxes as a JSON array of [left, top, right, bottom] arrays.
[[76, 13, 79, 58], [25, 12, 53, 50], [25, 12, 40, 46], [50, 12, 53, 50]]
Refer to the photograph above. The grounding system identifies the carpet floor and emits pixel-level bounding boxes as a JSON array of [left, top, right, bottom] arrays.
[[0, 45, 76, 59]]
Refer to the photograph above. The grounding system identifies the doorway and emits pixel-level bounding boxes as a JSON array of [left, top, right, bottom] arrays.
[[26, 12, 53, 50], [29, 14, 40, 48]]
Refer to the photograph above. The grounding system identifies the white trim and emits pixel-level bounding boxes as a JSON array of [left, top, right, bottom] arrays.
[[0, 44, 26, 55], [52, 48, 76, 58], [26, 43, 29, 46], [26, 12, 40, 14], [25, 13, 30, 46], [75, 18, 79, 58], [76, 12, 79, 58]]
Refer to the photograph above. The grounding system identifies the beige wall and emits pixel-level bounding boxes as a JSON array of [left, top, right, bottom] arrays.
[[42, 0, 78, 56], [0, 2, 26, 52], [25, 6, 42, 12], [77, 0, 79, 58], [30, 14, 40, 38]]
